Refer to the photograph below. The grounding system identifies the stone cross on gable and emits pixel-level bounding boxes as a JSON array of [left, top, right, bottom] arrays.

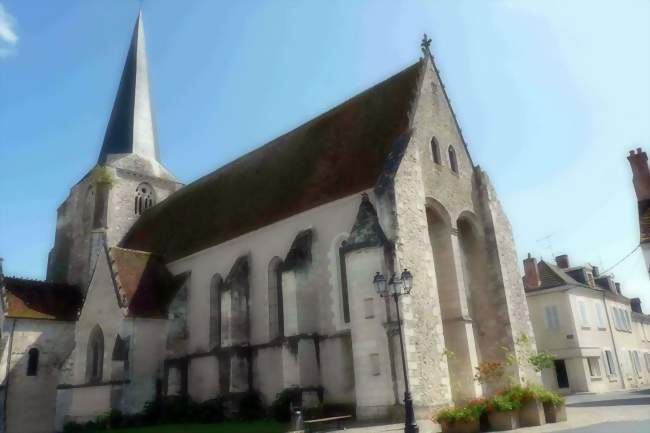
[[421, 33, 432, 53]]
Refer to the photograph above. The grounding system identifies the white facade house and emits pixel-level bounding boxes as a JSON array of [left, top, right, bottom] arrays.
[[524, 254, 650, 394]]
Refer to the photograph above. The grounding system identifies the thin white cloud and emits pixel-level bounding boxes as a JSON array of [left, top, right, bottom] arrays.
[[0, 3, 18, 58]]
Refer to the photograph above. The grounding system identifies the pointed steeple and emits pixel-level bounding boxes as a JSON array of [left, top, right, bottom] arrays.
[[98, 12, 159, 164]]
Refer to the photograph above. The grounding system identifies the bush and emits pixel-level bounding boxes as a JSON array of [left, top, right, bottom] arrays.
[[62, 422, 84, 433], [271, 388, 301, 422], [238, 391, 265, 420], [187, 398, 225, 423], [436, 401, 484, 423], [488, 394, 522, 412], [499, 384, 535, 405]]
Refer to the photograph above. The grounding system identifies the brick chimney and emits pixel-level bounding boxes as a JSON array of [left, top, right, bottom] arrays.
[[628, 148, 650, 201], [555, 254, 570, 269], [523, 253, 540, 289], [631, 297, 643, 314]]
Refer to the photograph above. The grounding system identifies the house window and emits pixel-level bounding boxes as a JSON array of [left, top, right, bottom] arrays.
[[268, 258, 284, 340], [544, 305, 560, 330], [586, 272, 595, 287], [448, 146, 458, 174], [370, 353, 380, 376], [587, 357, 601, 378], [595, 303, 606, 329], [26, 348, 39, 376], [134, 183, 155, 215], [624, 311, 632, 331], [431, 137, 441, 164], [644, 353, 650, 373], [604, 350, 616, 375], [578, 301, 590, 327], [632, 351, 642, 376]]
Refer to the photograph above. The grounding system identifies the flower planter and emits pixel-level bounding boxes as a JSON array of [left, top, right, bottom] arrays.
[[487, 410, 519, 431], [543, 402, 567, 423], [439, 418, 480, 433], [519, 399, 546, 427]]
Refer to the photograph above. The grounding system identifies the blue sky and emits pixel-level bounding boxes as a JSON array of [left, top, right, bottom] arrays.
[[0, 1, 649, 307]]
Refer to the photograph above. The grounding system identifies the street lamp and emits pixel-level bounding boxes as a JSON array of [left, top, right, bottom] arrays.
[[373, 269, 419, 433]]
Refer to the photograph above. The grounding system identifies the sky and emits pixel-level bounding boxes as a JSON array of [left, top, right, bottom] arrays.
[[0, 0, 649, 308]]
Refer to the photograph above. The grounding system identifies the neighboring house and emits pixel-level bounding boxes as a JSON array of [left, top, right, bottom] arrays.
[[0, 265, 83, 433], [524, 253, 650, 394], [1, 12, 539, 432]]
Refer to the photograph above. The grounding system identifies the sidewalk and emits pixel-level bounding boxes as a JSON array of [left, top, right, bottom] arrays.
[[331, 388, 650, 433]]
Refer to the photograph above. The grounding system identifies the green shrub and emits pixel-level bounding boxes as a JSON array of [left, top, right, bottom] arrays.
[[436, 403, 483, 423], [271, 388, 301, 422], [238, 391, 264, 420], [489, 394, 522, 412], [62, 422, 84, 433], [187, 398, 225, 423]]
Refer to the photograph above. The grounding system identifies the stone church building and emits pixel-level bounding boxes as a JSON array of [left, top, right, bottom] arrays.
[[0, 13, 537, 433]]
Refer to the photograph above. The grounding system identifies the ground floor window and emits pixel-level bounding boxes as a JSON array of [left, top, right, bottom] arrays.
[[644, 353, 650, 373], [604, 350, 616, 376], [587, 357, 601, 378], [631, 351, 642, 377]]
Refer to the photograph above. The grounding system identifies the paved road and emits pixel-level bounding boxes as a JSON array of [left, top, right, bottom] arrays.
[[555, 388, 650, 433], [554, 420, 650, 433]]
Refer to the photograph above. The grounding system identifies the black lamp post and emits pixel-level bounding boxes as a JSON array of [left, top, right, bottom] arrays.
[[373, 269, 419, 433]]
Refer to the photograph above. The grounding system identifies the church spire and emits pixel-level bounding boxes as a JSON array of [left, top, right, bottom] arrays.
[[98, 11, 159, 164]]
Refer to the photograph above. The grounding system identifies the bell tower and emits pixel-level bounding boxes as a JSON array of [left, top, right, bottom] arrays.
[[47, 12, 182, 289]]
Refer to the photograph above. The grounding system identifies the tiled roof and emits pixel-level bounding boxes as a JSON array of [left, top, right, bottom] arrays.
[[121, 61, 422, 261], [534, 261, 583, 290], [2, 277, 82, 321], [109, 247, 186, 318]]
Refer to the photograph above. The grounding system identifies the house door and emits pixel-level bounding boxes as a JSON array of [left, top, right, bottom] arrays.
[[554, 359, 569, 389]]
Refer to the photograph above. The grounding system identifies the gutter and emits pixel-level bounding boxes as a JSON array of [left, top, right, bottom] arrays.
[[602, 292, 625, 389]]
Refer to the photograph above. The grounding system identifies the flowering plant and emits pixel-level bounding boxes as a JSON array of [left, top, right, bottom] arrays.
[[473, 361, 505, 384]]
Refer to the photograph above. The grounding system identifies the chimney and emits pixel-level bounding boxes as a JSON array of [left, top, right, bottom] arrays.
[[555, 254, 570, 269], [631, 298, 643, 314], [615, 282, 622, 294], [592, 266, 599, 277], [523, 253, 541, 289], [627, 148, 650, 201]]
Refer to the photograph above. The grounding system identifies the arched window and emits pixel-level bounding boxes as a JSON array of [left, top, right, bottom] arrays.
[[268, 257, 284, 340], [26, 348, 39, 376], [338, 243, 351, 324], [448, 146, 458, 174], [210, 274, 223, 349], [431, 137, 441, 164], [134, 183, 155, 215], [86, 325, 104, 383]]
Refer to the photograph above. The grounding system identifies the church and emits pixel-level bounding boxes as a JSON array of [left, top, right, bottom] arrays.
[[0, 12, 538, 433]]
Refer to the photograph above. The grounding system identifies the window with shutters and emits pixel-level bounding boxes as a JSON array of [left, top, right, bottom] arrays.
[[544, 305, 560, 330], [595, 303, 606, 329], [578, 300, 590, 328], [604, 350, 616, 376], [587, 357, 601, 378]]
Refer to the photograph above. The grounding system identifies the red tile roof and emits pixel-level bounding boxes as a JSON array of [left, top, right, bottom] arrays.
[[2, 277, 82, 321], [109, 247, 186, 318]]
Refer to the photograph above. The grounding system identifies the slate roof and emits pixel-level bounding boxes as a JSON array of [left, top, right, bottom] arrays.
[[109, 247, 187, 318], [530, 261, 584, 291], [121, 61, 422, 261], [2, 277, 82, 321], [98, 12, 159, 164]]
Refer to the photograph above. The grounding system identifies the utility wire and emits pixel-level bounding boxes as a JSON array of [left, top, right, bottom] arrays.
[[601, 244, 641, 275]]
